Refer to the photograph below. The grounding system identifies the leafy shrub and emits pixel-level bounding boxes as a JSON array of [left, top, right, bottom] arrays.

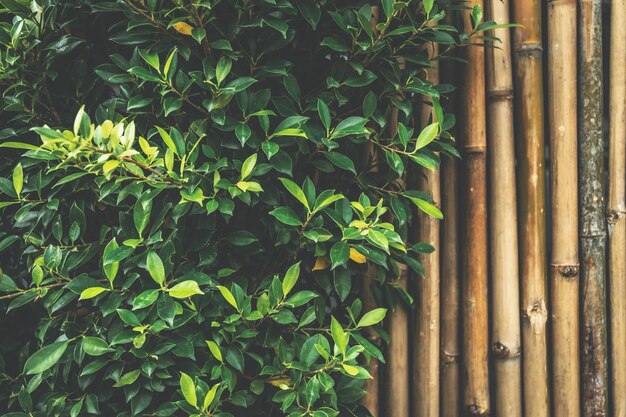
[[0, 1, 492, 416]]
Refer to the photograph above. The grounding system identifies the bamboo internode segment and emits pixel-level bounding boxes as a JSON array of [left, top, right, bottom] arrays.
[[578, 1, 608, 416], [439, 41, 461, 417], [511, 1, 550, 416], [361, 264, 380, 415], [485, 1, 522, 416], [547, 1, 581, 417], [412, 45, 440, 417], [608, 0, 626, 415], [459, 2, 490, 415]]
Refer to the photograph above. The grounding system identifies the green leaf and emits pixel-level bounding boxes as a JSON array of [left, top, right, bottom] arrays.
[[83, 337, 114, 356], [139, 49, 160, 72], [113, 369, 141, 387], [12, 163, 23, 197], [180, 372, 197, 408], [217, 285, 238, 309], [216, 56, 232, 85], [168, 280, 204, 298], [330, 241, 350, 269], [146, 251, 165, 287], [131, 289, 159, 309], [241, 154, 257, 180], [366, 229, 389, 253], [279, 178, 310, 211], [317, 99, 331, 132], [206, 340, 223, 362], [324, 152, 356, 174], [330, 316, 347, 356], [357, 308, 387, 328], [24, 341, 69, 375], [423, 0, 433, 14], [31, 265, 43, 286], [269, 206, 302, 226], [0, 141, 39, 150], [79, 287, 109, 300], [103, 238, 119, 286], [282, 262, 300, 297]]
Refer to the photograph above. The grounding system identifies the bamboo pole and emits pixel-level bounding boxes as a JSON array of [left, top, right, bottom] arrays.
[[360, 7, 381, 413], [361, 265, 381, 415], [439, 37, 462, 417], [459, 3, 490, 415], [547, 1, 580, 416], [412, 45, 440, 417], [383, 73, 410, 417], [578, 1, 608, 416], [484, 1, 521, 416], [511, 1, 550, 416], [608, 0, 626, 415]]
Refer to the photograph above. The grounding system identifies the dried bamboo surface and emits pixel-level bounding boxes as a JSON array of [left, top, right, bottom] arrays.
[[485, 1, 522, 416], [547, 0, 581, 416], [511, 0, 550, 416]]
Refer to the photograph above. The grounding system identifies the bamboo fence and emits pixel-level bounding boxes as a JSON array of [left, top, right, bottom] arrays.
[[361, 0, 626, 416]]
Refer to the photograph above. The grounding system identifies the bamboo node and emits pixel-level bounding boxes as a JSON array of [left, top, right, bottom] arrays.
[[442, 350, 460, 365], [522, 301, 548, 329], [486, 89, 514, 101], [513, 42, 543, 54], [467, 403, 490, 416], [491, 341, 521, 360], [551, 263, 579, 279]]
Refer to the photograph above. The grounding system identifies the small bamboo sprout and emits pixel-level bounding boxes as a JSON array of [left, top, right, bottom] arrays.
[[547, 1, 580, 416], [485, 1, 522, 416], [608, 0, 626, 415], [412, 43, 440, 417], [459, 2, 490, 415], [578, 1, 608, 416], [511, 0, 550, 416]]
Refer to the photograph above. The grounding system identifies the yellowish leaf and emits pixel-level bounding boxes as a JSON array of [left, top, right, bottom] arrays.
[[267, 376, 292, 388], [349, 248, 366, 264], [172, 21, 194, 35], [312, 256, 330, 271]]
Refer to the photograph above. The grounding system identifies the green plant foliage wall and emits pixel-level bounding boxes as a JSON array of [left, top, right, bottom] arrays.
[[0, 1, 494, 416]]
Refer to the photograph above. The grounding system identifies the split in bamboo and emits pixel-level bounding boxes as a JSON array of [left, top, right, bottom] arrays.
[[608, 0, 626, 415], [578, 1, 608, 416], [484, 1, 521, 416], [511, 0, 550, 416], [459, 2, 490, 415], [547, 1, 580, 416], [412, 44, 440, 417]]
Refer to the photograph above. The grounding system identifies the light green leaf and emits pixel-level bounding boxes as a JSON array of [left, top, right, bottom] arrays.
[[169, 280, 204, 298], [406, 195, 443, 219], [331, 316, 347, 356], [206, 340, 223, 363], [79, 287, 109, 300], [279, 178, 310, 211], [357, 308, 387, 328], [180, 372, 197, 408], [146, 251, 165, 287], [282, 262, 300, 297], [156, 126, 178, 156], [203, 383, 220, 410], [414, 123, 439, 151], [24, 341, 69, 375], [12, 163, 23, 198], [217, 285, 238, 309], [241, 154, 257, 180]]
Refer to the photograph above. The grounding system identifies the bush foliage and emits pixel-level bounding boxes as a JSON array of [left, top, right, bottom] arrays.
[[0, 1, 494, 416]]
